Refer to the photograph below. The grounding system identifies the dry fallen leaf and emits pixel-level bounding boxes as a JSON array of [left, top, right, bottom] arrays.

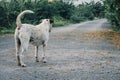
[[84, 30, 120, 48]]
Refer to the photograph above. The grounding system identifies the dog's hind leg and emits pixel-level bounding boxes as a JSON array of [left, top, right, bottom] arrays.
[[18, 44, 28, 67], [15, 38, 21, 66], [35, 46, 39, 62], [18, 37, 29, 67]]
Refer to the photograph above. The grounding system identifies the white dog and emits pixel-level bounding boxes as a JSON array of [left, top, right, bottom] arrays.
[[14, 10, 53, 67]]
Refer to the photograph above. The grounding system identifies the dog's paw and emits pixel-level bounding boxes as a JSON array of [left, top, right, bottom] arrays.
[[41, 60, 47, 63], [41, 58, 47, 63], [18, 63, 21, 66], [21, 63, 27, 67], [36, 59, 39, 62]]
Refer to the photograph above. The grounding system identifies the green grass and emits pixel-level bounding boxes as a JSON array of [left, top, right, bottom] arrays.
[[53, 20, 70, 27], [0, 16, 72, 34], [52, 16, 71, 27], [0, 19, 71, 35], [0, 28, 14, 34]]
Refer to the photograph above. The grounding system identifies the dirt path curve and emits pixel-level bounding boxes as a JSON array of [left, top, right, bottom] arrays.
[[0, 19, 120, 80]]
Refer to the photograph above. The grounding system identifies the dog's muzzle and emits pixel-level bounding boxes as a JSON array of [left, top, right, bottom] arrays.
[[50, 19, 54, 23]]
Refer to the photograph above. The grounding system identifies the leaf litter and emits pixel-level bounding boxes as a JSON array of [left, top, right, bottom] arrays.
[[84, 30, 120, 48]]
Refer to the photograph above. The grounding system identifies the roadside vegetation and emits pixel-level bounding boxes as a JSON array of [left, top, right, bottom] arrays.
[[83, 0, 120, 48], [103, 0, 120, 31], [0, 0, 104, 34]]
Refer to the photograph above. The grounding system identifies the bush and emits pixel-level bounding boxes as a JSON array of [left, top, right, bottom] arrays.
[[0, 6, 9, 28], [70, 15, 86, 23], [0, 0, 104, 34], [53, 16, 70, 27], [70, 1, 104, 23], [103, 0, 120, 31], [0, 0, 75, 28]]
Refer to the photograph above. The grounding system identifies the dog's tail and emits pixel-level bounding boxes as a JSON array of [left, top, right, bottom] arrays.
[[16, 10, 34, 29]]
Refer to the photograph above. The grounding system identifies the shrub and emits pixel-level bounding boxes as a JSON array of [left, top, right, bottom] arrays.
[[53, 16, 69, 27], [0, 0, 104, 34], [103, 0, 120, 31]]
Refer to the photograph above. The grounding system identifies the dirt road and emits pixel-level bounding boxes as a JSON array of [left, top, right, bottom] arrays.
[[0, 19, 120, 80]]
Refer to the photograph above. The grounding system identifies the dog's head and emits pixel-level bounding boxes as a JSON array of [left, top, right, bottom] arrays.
[[41, 19, 54, 24], [40, 19, 53, 32]]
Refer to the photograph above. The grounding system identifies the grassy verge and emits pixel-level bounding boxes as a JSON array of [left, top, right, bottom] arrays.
[[0, 22, 71, 35], [53, 20, 70, 27], [0, 16, 72, 35], [52, 16, 71, 27], [0, 28, 14, 37], [0, 29, 14, 34]]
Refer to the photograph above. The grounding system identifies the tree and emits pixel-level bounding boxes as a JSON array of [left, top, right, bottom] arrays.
[[103, 0, 120, 31], [70, 1, 104, 23]]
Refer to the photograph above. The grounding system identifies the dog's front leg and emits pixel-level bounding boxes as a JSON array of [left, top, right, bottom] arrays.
[[35, 46, 39, 62], [41, 43, 47, 63]]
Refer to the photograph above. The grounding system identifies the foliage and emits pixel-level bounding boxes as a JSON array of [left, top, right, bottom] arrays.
[[0, 0, 104, 34], [70, 1, 104, 23], [53, 16, 70, 26], [103, 0, 120, 31]]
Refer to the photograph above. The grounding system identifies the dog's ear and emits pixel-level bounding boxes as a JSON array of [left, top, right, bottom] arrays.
[[40, 19, 44, 23], [50, 19, 54, 23]]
